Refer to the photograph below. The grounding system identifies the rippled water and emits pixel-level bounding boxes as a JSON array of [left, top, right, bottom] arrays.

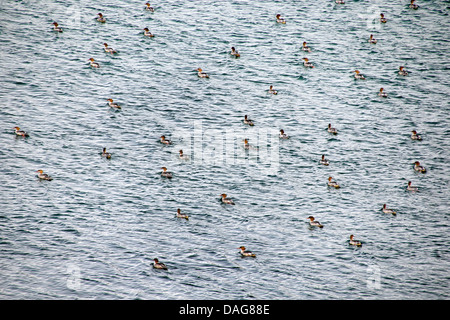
[[1, 0, 449, 300]]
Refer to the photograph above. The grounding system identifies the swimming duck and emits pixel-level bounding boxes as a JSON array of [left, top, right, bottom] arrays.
[[302, 57, 314, 68], [378, 88, 387, 97], [276, 14, 286, 24], [406, 181, 419, 192], [307, 216, 323, 228], [96, 13, 106, 23], [160, 135, 172, 145], [354, 70, 365, 80], [52, 22, 63, 32], [327, 123, 338, 135], [220, 194, 235, 205], [179, 149, 189, 160], [398, 66, 408, 76], [36, 170, 53, 181], [414, 161, 426, 173], [160, 167, 173, 178], [409, 0, 419, 10], [152, 258, 168, 270], [143, 28, 154, 37], [145, 2, 155, 12], [13, 127, 29, 137], [279, 129, 289, 139], [335, 0, 345, 4], [101, 147, 112, 159], [196, 68, 209, 78], [230, 47, 240, 58], [176, 208, 189, 220], [107, 99, 121, 109], [380, 13, 387, 23], [238, 246, 256, 257], [243, 115, 254, 126], [411, 130, 422, 141], [349, 235, 362, 247], [319, 154, 329, 166], [89, 58, 100, 68], [268, 85, 278, 95], [327, 176, 340, 189], [103, 43, 117, 54], [369, 34, 377, 44], [302, 41, 311, 52], [382, 204, 396, 215]]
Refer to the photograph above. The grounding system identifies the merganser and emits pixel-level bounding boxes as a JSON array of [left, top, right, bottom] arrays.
[[354, 70, 365, 80], [179, 149, 189, 160], [276, 14, 286, 24], [152, 258, 168, 270], [13, 127, 29, 137], [230, 47, 240, 58], [243, 115, 254, 126], [327, 176, 340, 189], [268, 85, 278, 95], [176, 208, 189, 220], [107, 99, 121, 109], [349, 235, 362, 247], [319, 154, 329, 166], [89, 58, 100, 68], [398, 66, 408, 76], [196, 68, 209, 78], [36, 170, 53, 181], [160, 167, 173, 178], [145, 2, 155, 12], [279, 129, 289, 139], [382, 204, 396, 215], [327, 123, 338, 135], [369, 34, 377, 44], [160, 135, 172, 145], [414, 161, 426, 173], [220, 194, 235, 205], [96, 13, 106, 23], [380, 13, 387, 23], [406, 181, 419, 192], [103, 43, 117, 54], [302, 57, 314, 68], [411, 130, 422, 141], [101, 147, 112, 159], [307, 216, 323, 228], [409, 0, 419, 10], [378, 88, 387, 97], [143, 28, 154, 37], [243, 139, 250, 149], [302, 41, 311, 52], [238, 246, 256, 257], [52, 22, 63, 32], [335, 0, 345, 4]]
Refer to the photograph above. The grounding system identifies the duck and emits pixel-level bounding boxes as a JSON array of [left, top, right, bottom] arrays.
[[382, 204, 396, 215], [152, 258, 168, 270], [349, 235, 362, 247], [302, 41, 311, 52], [179, 149, 189, 160], [268, 85, 278, 95], [143, 28, 154, 37], [398, 66, 408, 76], [176, 208, 189, 220], [319, 154, 329, 166], [36, 170, 53, 181], [276, 14, 286, 24], [354, 70, 365, 80], [302, 57, 314, 68], [369, 34, 377, 44], [145, 2, 155, 12], [413, 161, 426, 173], [307, 216, 323, 228], [96, 13, 106, 23], [411, 130, 422, 141], [160, 135, 172, 145], [220, 194, 235, 205], [243, 115, 254, 126], [160, 167, 173, 178], [89, 58, 100, 68], [107, 99, 121, 109], [378, 88, 387, 97], [406, 181, 419, 192], [327, 176, 340, 189], [13, 127, 29, 137], [335, 0, 345, 4], [52, 22, 63, 32], [379, 13, 387, 23], [279, 129, 289, 139], [103, 43, 117, 54], [230, 47, 240, 58], [101, 147, 112, 159], [409, 0, 419, 10], [327, 123, 338, 135], [238, 246, 256, 257], [196, 68, 209, 78]]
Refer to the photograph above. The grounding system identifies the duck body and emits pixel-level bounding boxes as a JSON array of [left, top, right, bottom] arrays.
[[145, 3, 155, 12], [409, 0, 419, 9], [354, 70, 365, 80], [302, 42, 311, 52], [406, 181, 419, 192], [276, 14, 286, 24], [152, 258, 168, 270], [96, 13, 106, 23], [369, 34, 377, 44], [398, 66, 409, 76], [52, 22, 63, 32], [160, 135, 172, 145], [230, 47, 240, 58], [243, 115, 254, 126], [160, 167, 172, 178], [382, 204, 396, 215], [411, 130, 422, 141], [220, 194, 235, 205], [196, 68, 209, 78], [143, 28, 154, 37], [327, 176, 340, 189], [268, 86, 278, 95], [380, 14, 387, 23], [327, 124, 338, 135], [176, 209, 189, 220], [179, 150, 189, 160], [238, 246, 256, 257], [319, 155, 329, 166], [378, 88, 387, 97], [349, 235, 362, 247], [279, 129, 289, 139], [302, 58, 314, 68], [36, 170, 53, 181], [107, 99, 121, 109], [89, 58, 100, 68], [308, 216, 323, 228], [414, 161, 426, 173], [103, 43, 117, 54], [14, 127, 29, 137], [101, 147, 112, 159]]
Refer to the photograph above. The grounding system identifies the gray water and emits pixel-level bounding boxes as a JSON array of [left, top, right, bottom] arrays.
[[0, 0, 449, 300]]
